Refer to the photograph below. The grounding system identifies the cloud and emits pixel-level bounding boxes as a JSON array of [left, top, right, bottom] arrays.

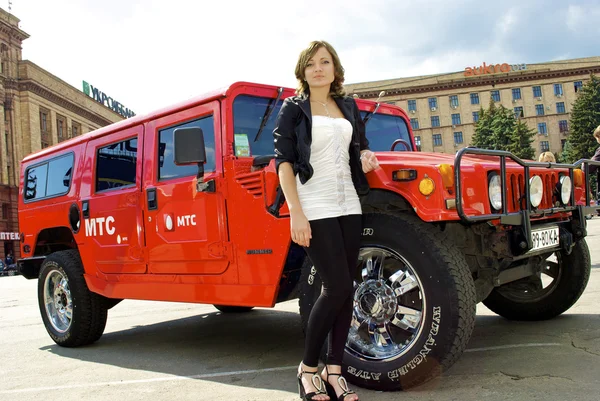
[[12, 0, 599, 115]]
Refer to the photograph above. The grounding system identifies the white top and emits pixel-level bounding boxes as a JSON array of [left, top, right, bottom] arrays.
[[296, 116, 362, 221]]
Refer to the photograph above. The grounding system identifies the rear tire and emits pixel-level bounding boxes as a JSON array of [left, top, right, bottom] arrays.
[[483, 239, 591, 321], [38, 250, 108, 347]]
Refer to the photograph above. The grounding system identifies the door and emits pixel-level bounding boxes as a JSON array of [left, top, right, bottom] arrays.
[[142, 101, 230, 275], [82, 125, 146, 274]]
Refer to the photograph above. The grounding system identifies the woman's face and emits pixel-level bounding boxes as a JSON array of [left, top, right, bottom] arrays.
[[304, 46, 335, 91]]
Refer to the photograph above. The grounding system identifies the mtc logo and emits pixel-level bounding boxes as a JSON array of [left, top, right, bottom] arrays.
[[178, 215, 196, 226], [85, 216, 116, 237]]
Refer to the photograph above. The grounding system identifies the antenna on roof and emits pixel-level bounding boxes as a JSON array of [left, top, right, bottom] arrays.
[[8, 0, 12, 13], [375, 91, 386, 103]]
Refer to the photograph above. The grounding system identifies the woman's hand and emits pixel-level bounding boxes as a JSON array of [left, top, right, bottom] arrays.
[[290, 209, 312, 247], [360, 150, 380, 173]]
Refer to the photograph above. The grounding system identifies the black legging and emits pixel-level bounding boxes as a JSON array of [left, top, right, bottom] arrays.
[[302, 214, 362, 367]]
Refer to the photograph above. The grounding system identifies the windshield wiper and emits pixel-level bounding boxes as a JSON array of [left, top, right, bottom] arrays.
[[254, 87, 284, 143]]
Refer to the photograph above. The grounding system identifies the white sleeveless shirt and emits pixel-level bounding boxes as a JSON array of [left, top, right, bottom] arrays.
[[296, 116, 362, 221]]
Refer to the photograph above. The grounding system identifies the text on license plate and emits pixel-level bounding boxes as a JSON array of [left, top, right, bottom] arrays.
[[531, 226, 560, 251]]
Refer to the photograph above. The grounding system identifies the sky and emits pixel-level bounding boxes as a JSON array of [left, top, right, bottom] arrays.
[[9, 0, 600, 115]]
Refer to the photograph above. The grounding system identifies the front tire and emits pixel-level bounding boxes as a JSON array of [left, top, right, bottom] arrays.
[[299, 213, 476, 390], [483, 239, 591, 321], [38, 250, 107, 347]]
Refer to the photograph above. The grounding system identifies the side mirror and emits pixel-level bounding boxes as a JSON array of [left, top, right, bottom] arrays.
[[173, 127, 206, 165]]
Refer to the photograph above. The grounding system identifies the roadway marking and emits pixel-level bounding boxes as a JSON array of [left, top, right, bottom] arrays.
[[465, 343, 562, 352], [0, 343, 564, 394]]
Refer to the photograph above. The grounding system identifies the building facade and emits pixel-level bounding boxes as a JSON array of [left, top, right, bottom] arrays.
[[346, 57, 600, 156], [0, 8, 124, 262]]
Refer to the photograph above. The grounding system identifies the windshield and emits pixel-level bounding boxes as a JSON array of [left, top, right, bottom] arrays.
[[232, 95, 412, 157]]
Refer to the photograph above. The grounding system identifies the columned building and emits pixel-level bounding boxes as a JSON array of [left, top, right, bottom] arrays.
[[346, 56, 600, 156], [0, 8, 124, 262]]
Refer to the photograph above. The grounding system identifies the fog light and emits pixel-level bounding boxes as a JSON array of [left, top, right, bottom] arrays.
[[488, 174, 502, 211], [559, 175, 572, 205]]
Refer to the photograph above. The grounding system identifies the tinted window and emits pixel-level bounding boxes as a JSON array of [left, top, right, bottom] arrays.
[[233, 95, 283, 157], [47, 155, 74, 196], [159, 116, 215, 180], [24, 163, 49, 200], [96, 138, 137, 192], [360, 112, 412, 152]]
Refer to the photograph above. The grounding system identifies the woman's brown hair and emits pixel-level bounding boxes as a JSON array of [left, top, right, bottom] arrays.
[[294, 40, 345, 97]]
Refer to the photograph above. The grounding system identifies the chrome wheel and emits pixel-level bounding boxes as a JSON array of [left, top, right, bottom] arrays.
[[43, 269, 73, 333], [347, 246, 426, 361]]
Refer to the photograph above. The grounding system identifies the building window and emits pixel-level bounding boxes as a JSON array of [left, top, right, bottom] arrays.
[[574, 81, 583, 92], [470, 93, 479, 105], [56, 115, 66, 143], [561, 139, 567, 150], [72, 121, 81, 137], [433, 134, 442, 147], [1, 203, 8, 220], [514, 107, 524, 118], [428, 97, 437, 110], [559, 120, 569, 133], [535, 104, 545, 116], [431, 116, 440, 127], [556, 102, 566, 113], [512, 88, 521, 100], [538, 122, 547, 135], [540, 141, 550, 152], [39, 107, 51, 149], [449, 95, 459, 108], [451, 113, 461, 125], [454, 131, 464, 145], [414, 135, 421, 151], [554, 83, 563, 96], [491, 90, 501, 102], [532, 86, 542, 98], [472, 111, 479, 123], [407, 100, 417, 112], [410, 118, 419, 130]]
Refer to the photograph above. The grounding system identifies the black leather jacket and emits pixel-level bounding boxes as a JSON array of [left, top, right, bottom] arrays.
[[273, 95, 370, 195]]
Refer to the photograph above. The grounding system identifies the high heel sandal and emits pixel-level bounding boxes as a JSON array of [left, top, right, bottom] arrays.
[[322, 366, 358, 401], [297, 365, 328, 401]]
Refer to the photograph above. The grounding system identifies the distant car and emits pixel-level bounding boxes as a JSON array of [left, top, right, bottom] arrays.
[[0, 260, 18, 277]]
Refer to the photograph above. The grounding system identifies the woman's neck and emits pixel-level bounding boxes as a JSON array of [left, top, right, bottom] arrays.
[[309, 86, 331, 103]]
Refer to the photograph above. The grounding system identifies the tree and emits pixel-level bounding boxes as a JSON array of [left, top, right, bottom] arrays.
[[562, 74, 600, 163], [471, 100, 536, 159]]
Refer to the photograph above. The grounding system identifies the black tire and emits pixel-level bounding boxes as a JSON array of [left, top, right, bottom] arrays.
[[298, 213, 476, 390], [483, 239, 591, 321], [213, 305, 254, 313], [38, 250, 108, 347]]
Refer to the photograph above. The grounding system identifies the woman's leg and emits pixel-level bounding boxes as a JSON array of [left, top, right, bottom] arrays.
[[326, 214, 362, 366], [302, 217, 354, 367]]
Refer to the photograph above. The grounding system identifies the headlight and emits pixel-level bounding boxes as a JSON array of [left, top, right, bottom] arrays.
[[529, 176, 543, 207], [488, 174, 502, 210], [559, 175, 572, 205]]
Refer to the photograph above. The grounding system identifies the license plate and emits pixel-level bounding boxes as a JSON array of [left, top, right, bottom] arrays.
[[530, 226, 559, 251]]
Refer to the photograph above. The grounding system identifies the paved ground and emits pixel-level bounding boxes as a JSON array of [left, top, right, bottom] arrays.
[[1, 220, 600, 401]]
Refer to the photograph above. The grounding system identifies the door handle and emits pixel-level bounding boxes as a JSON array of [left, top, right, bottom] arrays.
[[81, 200, 90, 218], [147, 188, 157, 210]]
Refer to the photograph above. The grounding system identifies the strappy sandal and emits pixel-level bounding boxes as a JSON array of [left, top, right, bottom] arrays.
[[297, 364, 329, 401], [322, 366, 358, 401]]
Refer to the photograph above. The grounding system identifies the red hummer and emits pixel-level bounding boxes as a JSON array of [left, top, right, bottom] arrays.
[[18, 82, 599, 391]]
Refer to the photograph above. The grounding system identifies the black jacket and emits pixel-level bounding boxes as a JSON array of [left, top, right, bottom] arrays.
[[273, 95, 370, 195]]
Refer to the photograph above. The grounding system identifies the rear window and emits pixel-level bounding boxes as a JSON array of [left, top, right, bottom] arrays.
[[24, 153, 74, 201]]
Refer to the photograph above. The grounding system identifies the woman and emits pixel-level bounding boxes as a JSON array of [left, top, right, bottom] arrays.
[[273, 40, 379, 401], [538, 151, 556, 163]]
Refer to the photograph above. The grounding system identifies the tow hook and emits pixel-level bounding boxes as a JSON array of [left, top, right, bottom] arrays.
[[559, 227, 574, 255]]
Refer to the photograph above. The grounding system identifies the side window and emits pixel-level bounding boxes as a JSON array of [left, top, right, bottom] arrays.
[[25, 163, 49, 200], [158, 115, 215, 181], [96, 138, 138, 192], [24, 153, 74, 201], [47, 155, 74, 196]]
